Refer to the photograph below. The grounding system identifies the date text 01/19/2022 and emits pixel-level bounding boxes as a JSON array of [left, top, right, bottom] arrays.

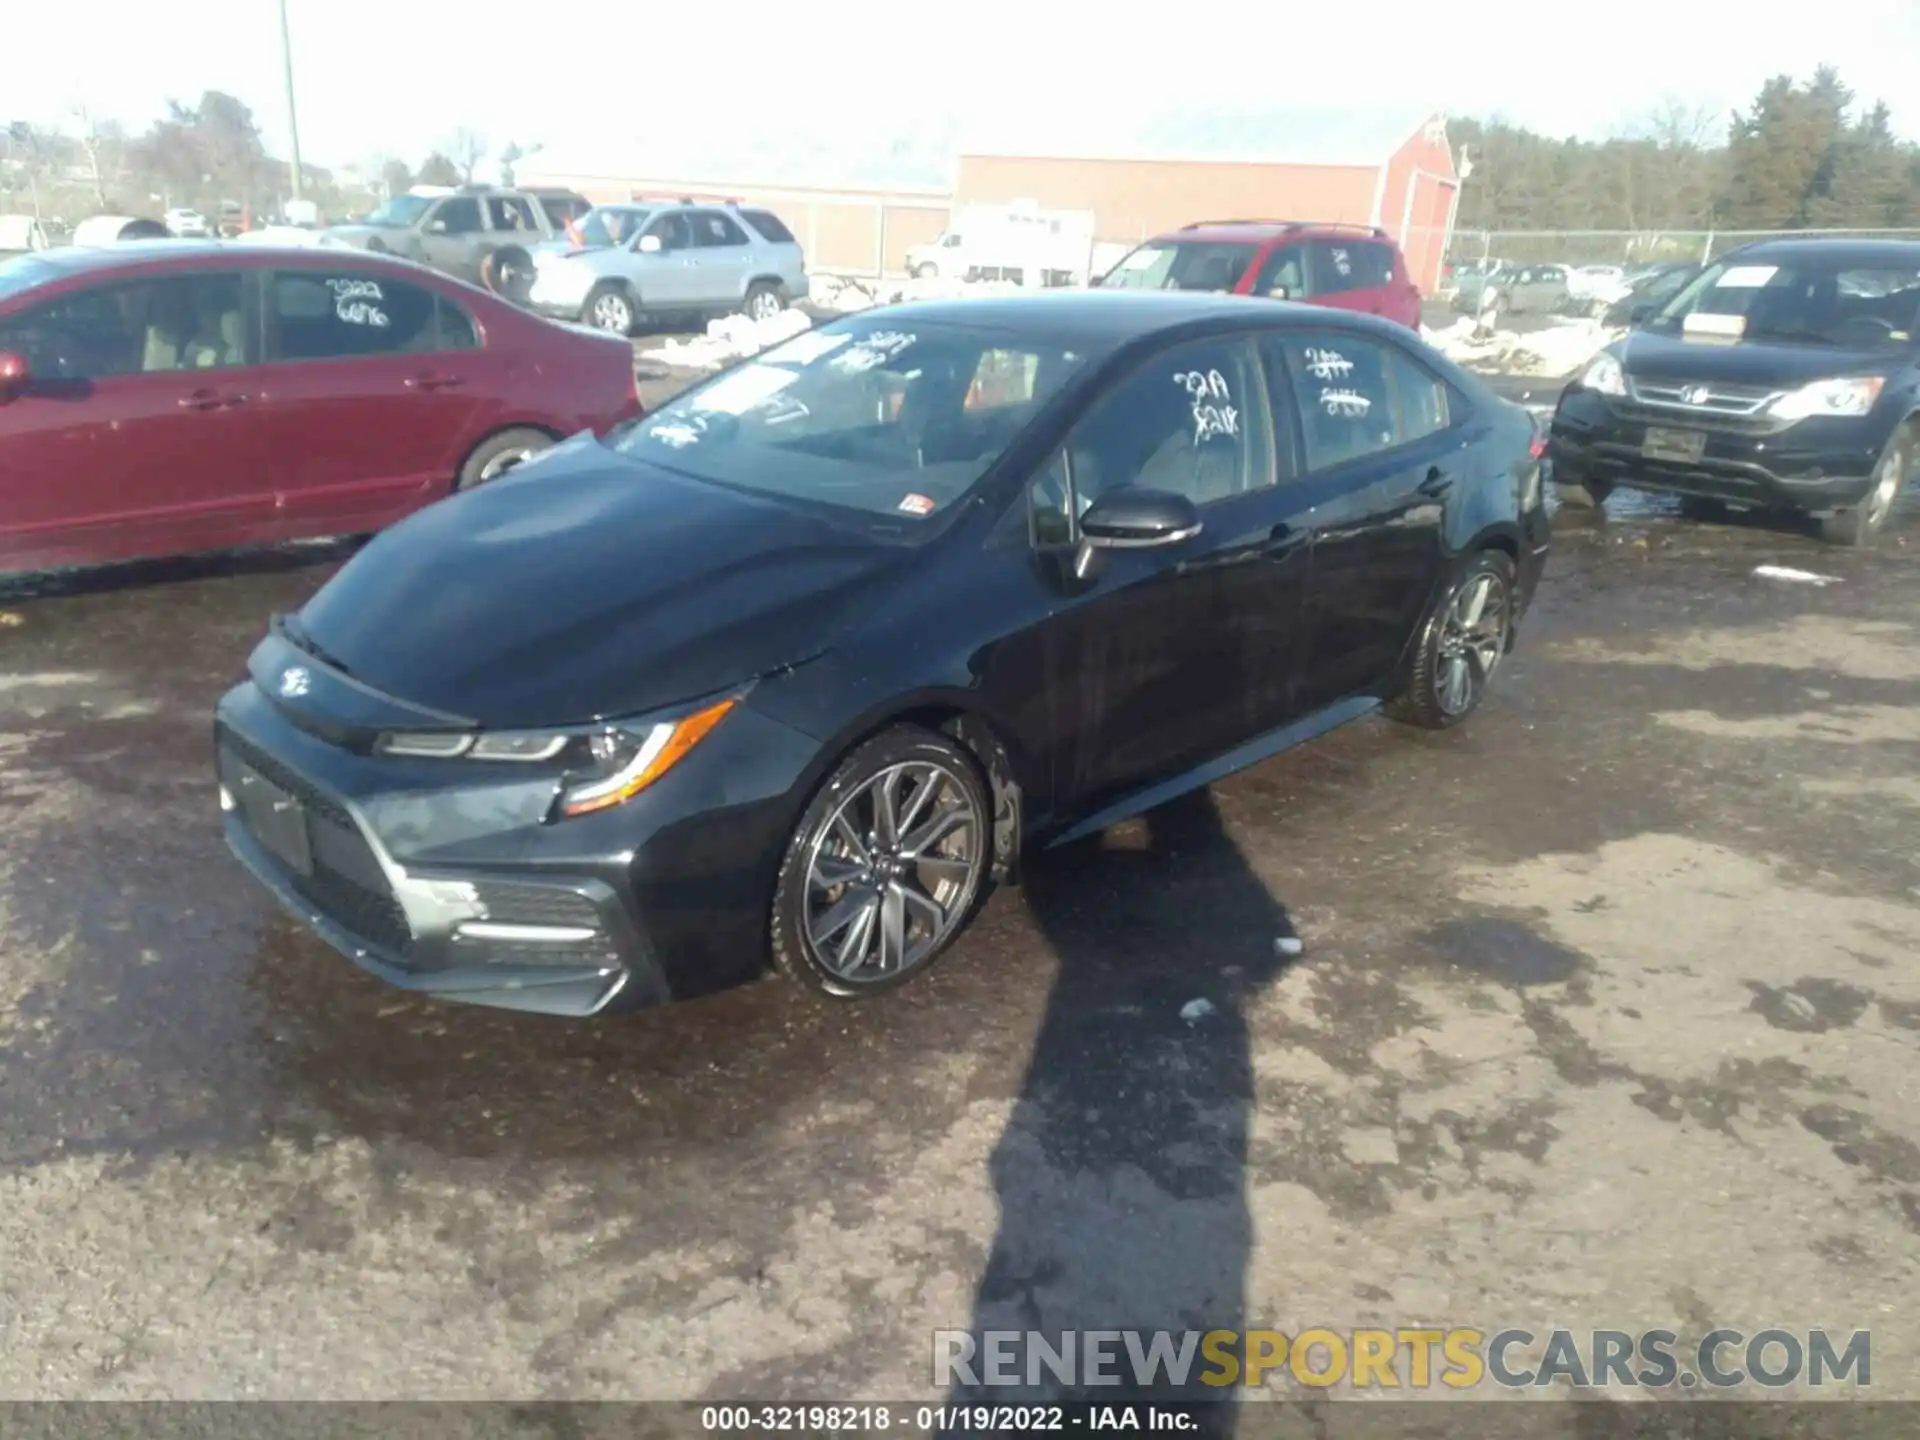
[[699, 1405, 1199, 1432]]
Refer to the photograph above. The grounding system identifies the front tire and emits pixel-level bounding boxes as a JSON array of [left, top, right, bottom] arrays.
[[1388, 551, 1516, 732], [741, 281, 786, 322], [769, 726, 991, 998], [1818, 434, 1909, 547], [585, 284, 638, 336], [457, 427, 553, 491]]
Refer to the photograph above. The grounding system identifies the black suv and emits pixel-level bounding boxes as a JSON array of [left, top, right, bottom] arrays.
[[1552, 239, 1920, 545]]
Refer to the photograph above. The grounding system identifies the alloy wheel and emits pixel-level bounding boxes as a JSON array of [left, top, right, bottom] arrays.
[[748, 290, 782, 322], [802, 760, 982, 981], [591, 294, 632, 333], [1434, 571, 1510, 717], [478, 447, 537, 482], [1866, 447, 1904, 528]]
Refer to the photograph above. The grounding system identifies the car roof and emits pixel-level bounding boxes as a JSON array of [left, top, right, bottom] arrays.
[[1725, 238, 1920, 267], [842, 289, 1404, 344], [1156, 221, 1395, 246], [0, 239, 474, 290]]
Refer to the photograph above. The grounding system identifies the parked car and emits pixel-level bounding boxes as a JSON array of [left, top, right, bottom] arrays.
[[1600, 261, 1702, 328], [1498, 264, 1574, 316], [0, 242, 642, 576], [1551, 239, 1920, 546], [317, 184, 590, 298], [165, 207, 212, 238], [1096, 222, 1421, 329], [526, 200, 810, 336], [72, 215, 172, 245], [1566, 264, 1629, 306], [0, 214, 50, 257], [213, 290, 1550, 1016], [1449, 260, 1512, 314]]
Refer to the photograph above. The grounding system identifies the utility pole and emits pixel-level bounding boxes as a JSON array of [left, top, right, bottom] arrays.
[[278, 0, 304, 199]]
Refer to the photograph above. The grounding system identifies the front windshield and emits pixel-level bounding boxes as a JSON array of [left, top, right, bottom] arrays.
[[1099, 241, 1258, 293], [1647, 257, 1920, 349], [362, 195, 433, 229], [574, 207, 650, 248], [613, 318, 1093, 522]]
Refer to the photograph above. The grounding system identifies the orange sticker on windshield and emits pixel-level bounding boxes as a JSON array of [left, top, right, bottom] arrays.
[[897, 493, 937, 516]]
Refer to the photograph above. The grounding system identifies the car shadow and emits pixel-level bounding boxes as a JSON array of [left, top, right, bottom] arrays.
[[949, 788, 1295, 1434], [0, 537, 363, 602]]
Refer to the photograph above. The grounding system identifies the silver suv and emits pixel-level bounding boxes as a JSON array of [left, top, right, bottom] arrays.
[[526, 201, 810, 336]]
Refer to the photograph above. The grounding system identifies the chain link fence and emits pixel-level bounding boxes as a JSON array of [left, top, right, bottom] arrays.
[[1419, 227, 1920, 272]]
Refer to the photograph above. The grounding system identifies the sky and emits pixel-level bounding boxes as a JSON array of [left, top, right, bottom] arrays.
[[9, 0, 1920, 180]]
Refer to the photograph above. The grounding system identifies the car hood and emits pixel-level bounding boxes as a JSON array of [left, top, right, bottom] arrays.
[[291, 443, 910, 728], [1621, 329, 1900, 386], [317, 225, 382, 248]]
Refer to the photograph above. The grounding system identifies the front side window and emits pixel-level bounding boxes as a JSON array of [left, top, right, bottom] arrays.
[[430, 198, 483, 235], [1648, 258, 1920, 350], [0, 271, 245, 379], [575, 207, 650, 248], [645, 212, 693, 251], [1100, 241, 1259, 293], [1278, 332, 1403, 469], [486, 196, 538, 232], [614, 319, 1091, 526], [266, 271, 456, 361], [1063, 336, 1275, 512]]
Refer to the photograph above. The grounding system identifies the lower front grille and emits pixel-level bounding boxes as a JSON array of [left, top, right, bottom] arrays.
[[218, 726, 413, 958]]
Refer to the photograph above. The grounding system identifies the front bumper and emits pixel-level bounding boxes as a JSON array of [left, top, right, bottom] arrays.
[[214, 678, 818, 1016], [1550, 389, 1885, 512]]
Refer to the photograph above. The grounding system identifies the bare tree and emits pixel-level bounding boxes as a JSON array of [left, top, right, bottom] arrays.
[[449, 128, 489, 184], [70, 104, 117, 208]]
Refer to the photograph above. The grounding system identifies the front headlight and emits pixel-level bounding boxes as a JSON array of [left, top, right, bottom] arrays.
[[372, 694, 738, 819], [1768, 375, 1885, 421], [1578, 351, 1626, 396]]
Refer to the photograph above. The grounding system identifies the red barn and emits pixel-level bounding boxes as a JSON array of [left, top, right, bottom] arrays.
[[953, 108, 1459, 294]]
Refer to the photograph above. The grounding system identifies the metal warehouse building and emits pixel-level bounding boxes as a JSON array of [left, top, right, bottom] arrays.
[[953, 108, 1460, 293], [519, 107, 1458, 290]]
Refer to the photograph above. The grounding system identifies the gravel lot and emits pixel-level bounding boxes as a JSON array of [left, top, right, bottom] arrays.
[[0, 362, 1916, 1404]]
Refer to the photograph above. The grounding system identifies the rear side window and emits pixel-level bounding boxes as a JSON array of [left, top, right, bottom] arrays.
[[739, 208, 796, 243], [0, 271, 246, 379], [1275, 332, 1401, 469], [486, 196, 539, 232], [690, 211, 749, 247], [1310, 240, 1395, 294], [266, 271, 465, 361], [1387, 348, 1452, 441]]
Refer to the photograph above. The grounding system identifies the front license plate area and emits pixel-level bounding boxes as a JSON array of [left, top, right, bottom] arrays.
[[235, 764, 314, 877], [1643, 426, 1707, 463]]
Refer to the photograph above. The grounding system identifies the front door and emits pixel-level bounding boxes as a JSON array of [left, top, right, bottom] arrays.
[[1262, 328, 1456, 713], [419, 196, 486, 284], [252, 267, 487, 531], [682, 209, 754, 309], [1015, 333, 1308, 820], [636, 211, 699, 307], [0, 268, 270, 570]]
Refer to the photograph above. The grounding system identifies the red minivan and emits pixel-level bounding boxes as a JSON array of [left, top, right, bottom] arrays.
[[0, 242, 643, 576], [1096, 220, 1423, 329]]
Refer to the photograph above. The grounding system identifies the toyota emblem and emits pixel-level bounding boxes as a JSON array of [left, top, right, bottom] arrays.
[[1680, 385, 1711, 405], [279, 666, 311, 698]]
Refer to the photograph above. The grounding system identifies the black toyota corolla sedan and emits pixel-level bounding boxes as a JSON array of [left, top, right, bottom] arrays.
[[215, 291, 1550, 1017], [1552, 239, 1920, 545]]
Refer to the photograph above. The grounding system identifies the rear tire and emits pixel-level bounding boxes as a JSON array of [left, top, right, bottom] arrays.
[[1554, 477, 1612, 510], [1388, 551, 1516, 732], [1818, 434, 1909, 547], [913, 262, 938, 280], [457, 427, 554, 491], [479, 245, 535, 302], [768, 726, 992, 999], [741, 281, 786, 322]]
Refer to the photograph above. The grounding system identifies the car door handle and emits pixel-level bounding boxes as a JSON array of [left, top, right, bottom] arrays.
[[1418, 466, 1453, 498], [404, 373, 465, 392], [178, 389, 245, 411]]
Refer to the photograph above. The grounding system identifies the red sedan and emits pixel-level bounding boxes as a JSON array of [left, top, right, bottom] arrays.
[[0, 242, 643, 576]]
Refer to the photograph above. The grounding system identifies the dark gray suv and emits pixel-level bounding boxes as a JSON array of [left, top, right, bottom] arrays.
[[320, 184, 590, 296]]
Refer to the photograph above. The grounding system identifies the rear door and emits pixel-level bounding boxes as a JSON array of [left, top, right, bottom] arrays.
[[682, 209, 754, 308], [0, 267, 270, 569], [1306, 238, 1408, 322], [1262, 327, 1459, 713], [252, 266, 487, 531]]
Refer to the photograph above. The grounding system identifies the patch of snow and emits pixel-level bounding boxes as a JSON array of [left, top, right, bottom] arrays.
[[1274, 934, 1304, 959], [1179, 998, 1217, 1024], [1754, 565, 1843, 587], [228, 226, 331, 247], [1422, 315, 1625, 379], [638, 307, 814, 371]]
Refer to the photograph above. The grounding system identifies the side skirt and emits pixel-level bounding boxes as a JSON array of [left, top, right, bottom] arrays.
[[1044, 694, 1382, 851]]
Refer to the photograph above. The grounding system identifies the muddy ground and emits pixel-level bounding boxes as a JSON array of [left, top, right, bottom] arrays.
[[0, 376, 1916, 1402]]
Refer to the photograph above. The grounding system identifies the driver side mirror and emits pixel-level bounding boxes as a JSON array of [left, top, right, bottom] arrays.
[[637, 233, 663, 254], [0, 350, 28, 402], [1080, 489, 1202, 548]]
